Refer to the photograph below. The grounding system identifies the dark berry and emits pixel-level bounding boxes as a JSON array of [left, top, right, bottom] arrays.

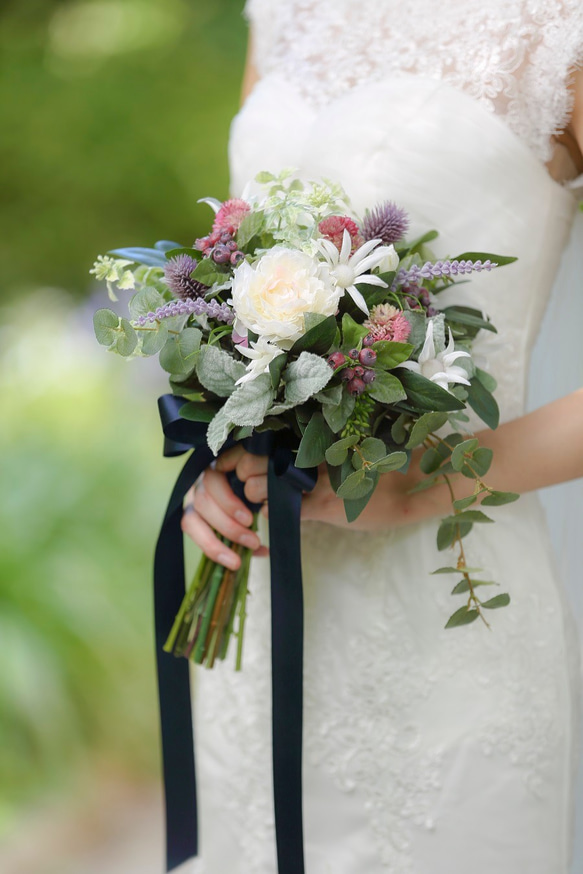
[[341, 367, 356, 382], [347, 377, 366, 396], [359, 348, 377, 366], [362, 369, 376, 384], [227, 240, 238, 251], [348, 348, 360, 360], [353, 365, 365, 377], [220, 231, 233, 244], [212, 244, 231, 264], [363, 334, 375, 347], [427, 306, 439, 317], [230, 251, 245, 266], [327, 351, 347, 369]]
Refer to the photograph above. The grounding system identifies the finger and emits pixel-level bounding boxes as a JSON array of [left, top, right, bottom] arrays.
[[181, 509, 242, 570], [236, 453, 269, 483], [201, 469, 254, 527], [214, 444, 246, 473], [244, 474, 268, 505], [194, 485, 262, 551]]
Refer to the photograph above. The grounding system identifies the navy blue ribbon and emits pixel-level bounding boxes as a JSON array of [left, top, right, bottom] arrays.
[[154, 394, 316, 873]]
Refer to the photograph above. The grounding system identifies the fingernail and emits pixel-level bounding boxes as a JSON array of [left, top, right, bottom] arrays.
[[235, 509, 251, 525], [240, 533, 259, 549], [218, 552, 239, 570]]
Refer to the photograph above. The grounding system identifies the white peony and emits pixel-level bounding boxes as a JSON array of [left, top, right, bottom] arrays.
[[230, 246, 341, 349]]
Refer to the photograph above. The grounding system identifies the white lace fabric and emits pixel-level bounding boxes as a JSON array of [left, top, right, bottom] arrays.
[[244, 0, 583, 164]]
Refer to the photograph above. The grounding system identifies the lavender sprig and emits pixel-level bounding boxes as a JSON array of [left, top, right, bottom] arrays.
[[395, 259, 498, 287], [135, 298, 235, 326]]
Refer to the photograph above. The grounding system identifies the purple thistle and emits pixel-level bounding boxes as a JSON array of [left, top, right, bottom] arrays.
[[164, 254, 207, 300], [136, 297, 235, 326], [362, 201, 410, 245], [395, 258, 498, 287]]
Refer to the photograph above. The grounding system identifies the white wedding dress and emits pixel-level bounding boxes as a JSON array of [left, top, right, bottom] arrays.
[[189, 3, 583, 872]]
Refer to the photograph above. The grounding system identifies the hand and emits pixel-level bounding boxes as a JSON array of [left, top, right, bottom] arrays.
[[181, 446, 269, 571]]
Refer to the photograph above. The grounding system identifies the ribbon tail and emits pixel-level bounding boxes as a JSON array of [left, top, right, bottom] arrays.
[[154, 448, 214, 871], [268, 458, 306, 874]]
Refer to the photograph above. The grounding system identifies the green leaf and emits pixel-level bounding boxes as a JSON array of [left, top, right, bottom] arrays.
[[296, 413, 335, 467], [109, 246, 167, 267], [315, 383, 343, 405], [359, 437, 387, 464], [431, 566, 483, 575], [325, 435, 360, 466], [129, 286, 166, 320], [396, 229, 439, 257], [115, 318, 138, 356], [269, 352, 287, 390], [164, 246, 199, 260], [372, 341, 414, 370], [191, 259, 227, 288], [481, 594, 511, 609], [445, 607, 480, 628], [405, 411, 448, 448], [398, 370, 465, 411], [452, 494, 478, 511], [442, 509, 494, 526], [481, 490, 520, 506], [475, 367, 497, 392], [179, 402, 217, 424], [402, 310, 428, 350], [471, 447, 494, 477], [255, 170, 276, 183], [453, 251, 517, 267], [443, 306, 497, 334], [159, 327, 202, 375], [323, 389, 355, 432], [237, 210, 265, 248], [420, 447, 443, 474], [368, 371, 407, 404], [372, 451, 408, 473], [327, 457, 353, 493], [451, 438, 479, 471], [93, 309, 119, 347], [341, 312, 368, 350], [466, 377, 500, 429], [451, 579, 497, 595], [343, 473, 379, 522], [437, 519, 456, 551], [139, 320, 168, 355], [155, 240, 182, 252], [283, 352, 333, 406], [391, 413, 409, 444], [195, 344, 246, 396], [336, 469, 375, 500], [290, 314, 337, 356], [207, 408, 233, 455], [222, 373, 274, 427]]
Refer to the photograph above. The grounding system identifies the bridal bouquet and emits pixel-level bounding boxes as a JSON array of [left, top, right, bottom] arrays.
[[92, 170, 518, 665]]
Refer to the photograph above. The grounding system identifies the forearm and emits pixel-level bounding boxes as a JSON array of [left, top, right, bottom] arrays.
[[401, 388, 583, 524]]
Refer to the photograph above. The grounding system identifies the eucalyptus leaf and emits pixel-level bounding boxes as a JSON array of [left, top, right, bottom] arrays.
[[445, 607, 480, 628], [93, 309, 119, 347], [391, 413, 409, 444], [159, 327, 201, 375], [442, 509, 494, 526], [451, 438, 479, 471], [336, 469, 375, 500], [115, 318, 138, 356], [481, 594, 511, 609], [325, 435, 360, 466], [343, 473, 379, 522], [296, 413, 335, 468], [283, 352, 333, 405], [140, 321, 169, 355], [372, 451, 408, 473], [475, 367, 497, 392], [481, 490, 520, 506], [196, 344, 246, 396], [431, 566, 483, 575], [452, 494, 478, 511], [359, 437, 387, 464], [437, 520, 456, 551], [129, 286, 166, 320], [420, 447, 443, 474], [405, 411, 448, 448], [471, 447, 494, 477], [451, 579, 497, 595]]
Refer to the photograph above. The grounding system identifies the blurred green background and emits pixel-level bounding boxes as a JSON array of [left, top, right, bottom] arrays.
[[0, 0, 247, 868]]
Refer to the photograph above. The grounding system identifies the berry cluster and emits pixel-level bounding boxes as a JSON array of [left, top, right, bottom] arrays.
[[195, 228, 245, 268], [327, 342, 378, 396], [401, 284, 439, 316]]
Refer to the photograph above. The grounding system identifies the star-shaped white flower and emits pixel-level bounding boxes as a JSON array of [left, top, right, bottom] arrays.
[[317, 230, 397, 315], [400, 320, 471, 392], [235, 336, 282, 385]]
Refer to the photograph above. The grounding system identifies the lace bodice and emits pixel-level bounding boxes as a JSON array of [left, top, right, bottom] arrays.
[[244, 0, 583, 163]]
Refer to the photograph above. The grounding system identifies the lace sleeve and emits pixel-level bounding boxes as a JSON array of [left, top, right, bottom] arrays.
[[243, 0, 282, 77]]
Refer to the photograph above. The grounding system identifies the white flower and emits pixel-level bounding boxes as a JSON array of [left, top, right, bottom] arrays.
[[230, 246, 340, 349], [399, 320, 471, 392], [235, 336, 282, 385], [90, 255, 135, 301], [317, 229, 396, 315], [377, 245, 400, 275]]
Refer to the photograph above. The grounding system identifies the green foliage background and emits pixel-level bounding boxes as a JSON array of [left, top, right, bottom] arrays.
[[0, 0, 247, 835]]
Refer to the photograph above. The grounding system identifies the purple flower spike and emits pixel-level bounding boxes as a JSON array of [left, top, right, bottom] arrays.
[[164, 254, 207, 300], [362, 201, 410, 245], [395, 258, 498, 287], [136, 297, 235, 326]]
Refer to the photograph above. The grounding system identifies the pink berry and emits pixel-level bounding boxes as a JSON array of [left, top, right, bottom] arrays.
[[230, 251, 245, 266], [363, 334, 375, 347], [347, 377, 366, 396], [359, 348, 377, 366], [212, 244, 231, 264], [353, 365, 365, 377], [348, 348, 359, 360], [362, 369, 376, 384], [341, 367, 356, 382], [327, 351, 347, 369]]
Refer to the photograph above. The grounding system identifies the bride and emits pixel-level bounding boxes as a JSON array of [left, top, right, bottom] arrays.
[[181, 2, 583, 872]]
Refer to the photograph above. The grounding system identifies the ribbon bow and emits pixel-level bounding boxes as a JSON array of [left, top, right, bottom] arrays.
[[154, 394, 316, 874]]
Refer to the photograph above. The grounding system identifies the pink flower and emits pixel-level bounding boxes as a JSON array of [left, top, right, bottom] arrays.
[[319, 215, 364, 254], [212, 198, 250, 234], [364, 303, 411, 343]]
